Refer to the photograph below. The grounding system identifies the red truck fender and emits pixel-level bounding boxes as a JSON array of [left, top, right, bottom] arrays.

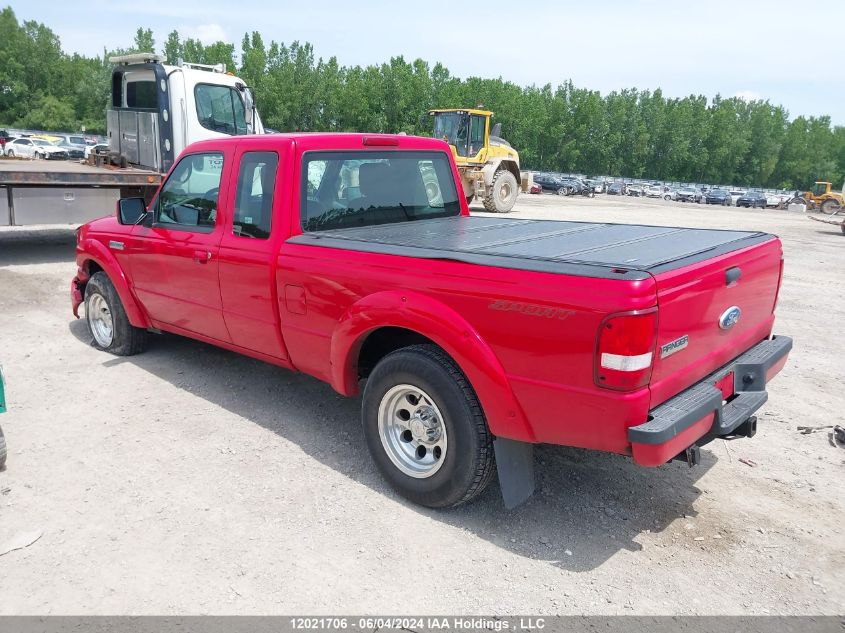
[[76, 239, 151, 329], [330, 290, 536, 443]]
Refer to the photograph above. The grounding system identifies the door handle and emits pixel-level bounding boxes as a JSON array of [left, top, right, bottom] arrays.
[[193, 250, 212, 264]]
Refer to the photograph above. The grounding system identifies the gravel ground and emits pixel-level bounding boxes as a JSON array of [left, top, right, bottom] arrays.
[[0, 195, 842, 615]]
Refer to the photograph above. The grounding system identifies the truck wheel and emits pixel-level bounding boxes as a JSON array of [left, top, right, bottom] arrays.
[[362, 344, 495, 508], [483, 170, 518, 213], [84, 272, 147, 356], [0, 425, 6, 470], [820, 198, 842, 215]]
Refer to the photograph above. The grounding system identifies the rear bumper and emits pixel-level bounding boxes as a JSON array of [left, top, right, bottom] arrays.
[[628, 335, 792, 466]]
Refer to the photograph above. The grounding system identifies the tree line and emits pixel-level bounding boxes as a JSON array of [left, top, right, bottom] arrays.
[[1, 7, 843, 189]]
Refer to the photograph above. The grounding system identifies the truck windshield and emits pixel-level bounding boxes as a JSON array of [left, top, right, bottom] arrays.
[[195, 84, 248, 136], [301, 151, 461, 232]]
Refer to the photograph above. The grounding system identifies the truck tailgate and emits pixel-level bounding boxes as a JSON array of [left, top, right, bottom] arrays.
[[649, 238, 783, 408]]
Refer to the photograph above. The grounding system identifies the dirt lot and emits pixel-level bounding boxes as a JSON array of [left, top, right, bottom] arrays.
[[0, 195, 842, 615]]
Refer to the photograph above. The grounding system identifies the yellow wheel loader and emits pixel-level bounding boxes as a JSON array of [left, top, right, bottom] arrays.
[[792, 181, 845, 214], [429, 108, 530, 213]]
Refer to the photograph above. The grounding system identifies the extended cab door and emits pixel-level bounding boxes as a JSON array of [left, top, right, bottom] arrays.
[[128, 151, 231, 342], [217, 141, 292, 361]]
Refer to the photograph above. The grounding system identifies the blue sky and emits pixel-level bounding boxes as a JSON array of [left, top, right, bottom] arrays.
[[9, 0, 845, 125]]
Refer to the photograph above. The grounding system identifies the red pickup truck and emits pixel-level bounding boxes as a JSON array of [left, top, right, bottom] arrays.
[[72, 133, 792, 509]]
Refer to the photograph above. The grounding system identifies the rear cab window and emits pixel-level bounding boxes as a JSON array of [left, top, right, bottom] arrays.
[[300, 151, 460, 232]]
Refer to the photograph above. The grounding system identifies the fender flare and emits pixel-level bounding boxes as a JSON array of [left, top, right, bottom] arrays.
[[330, 290, 535, 442], [481, 159, 520, 186], [78, 239, 150, 328]]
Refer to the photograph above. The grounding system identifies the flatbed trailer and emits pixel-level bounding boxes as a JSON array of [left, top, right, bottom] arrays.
[[808, 212, 845, 235], [0, 158, 161, 226]]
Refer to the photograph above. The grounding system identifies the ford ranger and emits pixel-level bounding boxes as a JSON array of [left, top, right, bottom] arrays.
[[71, 133, 792, 509]]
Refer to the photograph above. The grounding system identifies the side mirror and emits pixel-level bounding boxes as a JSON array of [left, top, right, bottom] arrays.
[[244, 87, 255, 127], [117, 197, 146, 225]]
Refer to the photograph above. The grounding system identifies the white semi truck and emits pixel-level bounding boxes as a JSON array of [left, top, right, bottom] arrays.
[[0, 53, 264, 226]]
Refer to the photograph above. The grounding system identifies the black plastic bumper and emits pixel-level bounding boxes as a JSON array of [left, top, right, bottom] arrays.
[[629, 336, 793, 445]]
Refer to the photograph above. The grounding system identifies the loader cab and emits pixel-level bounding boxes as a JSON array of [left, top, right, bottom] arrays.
[[108, 53, 263, 173], [810, 182, 831, 197], [430, 109, 490, 164]]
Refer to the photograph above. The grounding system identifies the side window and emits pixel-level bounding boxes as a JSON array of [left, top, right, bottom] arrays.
[[195, 84, 248, 136], [233, 151, 278, 239], [469, 115, 485, 155], [156, 152, 223, 230]]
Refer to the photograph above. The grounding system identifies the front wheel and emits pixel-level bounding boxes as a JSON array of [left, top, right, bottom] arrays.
[[483, 170, 518, 212], [362, 344, 495, 508], [84, 272, 147, 356], [820, 198, 842, 215]]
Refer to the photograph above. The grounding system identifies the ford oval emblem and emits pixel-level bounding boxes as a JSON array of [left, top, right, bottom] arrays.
[[719, 306, 742, 330]]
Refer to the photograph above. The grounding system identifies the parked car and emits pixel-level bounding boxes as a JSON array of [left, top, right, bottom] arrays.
[[627, 184, 645, 197], [586, 179, 605, 194], [766, 192, 790, 208], [663, 189, 678, 201], [533, 174, 567, 193], [54, 134, 88, 158], [676, 187, 703, 203], [736, 191, 767, 208], [729, 190, 746, 206], [705, 189, 732, 206], [556, 178, 590, 196], [645, 185, 664, 198], [71, 132, 791, 509], [84, 143, 109, 160], [56, 139, 85, 159], [607, 182, 625, 195], [4, 137, 68, 160]]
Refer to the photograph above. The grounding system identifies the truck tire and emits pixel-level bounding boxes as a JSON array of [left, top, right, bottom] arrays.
[[483, 170, 518, 213], [0, 425, 6, 470], [820, 198, 842, 215], [84, 272, 147, 356], [362, 344, 495, 508]]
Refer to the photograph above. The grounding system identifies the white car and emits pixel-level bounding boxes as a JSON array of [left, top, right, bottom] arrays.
[[4, 137, 69, 160], [645, 185, 665, 198], [729, 190, 746, 206], [84, 143, 109, 159]]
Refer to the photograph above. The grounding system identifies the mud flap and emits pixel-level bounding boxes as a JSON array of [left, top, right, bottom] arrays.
[[493, 438, 534, 509]]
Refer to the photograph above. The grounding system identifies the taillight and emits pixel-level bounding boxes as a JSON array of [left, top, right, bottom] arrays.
[[772, 258, 784, 313], [595, 310, 658, 391]]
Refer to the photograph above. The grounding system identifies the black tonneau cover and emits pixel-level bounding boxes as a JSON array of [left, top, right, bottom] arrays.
[[287, 216, 772, 280]]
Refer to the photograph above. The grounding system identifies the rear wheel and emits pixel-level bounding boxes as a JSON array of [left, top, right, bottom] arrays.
[[84, 272, 147, 356], [5, 150, 13, 157], [362, 344, 495, 508], [483, 170, 518, 213]]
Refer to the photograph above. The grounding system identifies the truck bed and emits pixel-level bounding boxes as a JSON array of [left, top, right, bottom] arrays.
[[289, 215, 772, 280]]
